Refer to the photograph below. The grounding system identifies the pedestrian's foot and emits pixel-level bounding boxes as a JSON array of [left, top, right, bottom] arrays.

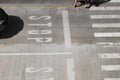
[[85, 4, 91, 8], [73, 4, 77, 7]]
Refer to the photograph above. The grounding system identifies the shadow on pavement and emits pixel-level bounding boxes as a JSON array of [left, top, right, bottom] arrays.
[[77, 0, 111, 8], [0, 16, 24, 39]]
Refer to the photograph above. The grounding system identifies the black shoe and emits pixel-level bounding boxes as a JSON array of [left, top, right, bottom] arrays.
[[73, 5, 77, 7], [85, 4, 92, 8], [95, 4, 99, 6]]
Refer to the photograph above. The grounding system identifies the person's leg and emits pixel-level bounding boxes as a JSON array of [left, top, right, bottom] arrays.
[[84, 0, 88, 4], [84, 0, 89, 7], [73, 0, 77, 7], [85, 0, 92, 8]]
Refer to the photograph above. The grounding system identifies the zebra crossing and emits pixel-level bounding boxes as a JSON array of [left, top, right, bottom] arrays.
[[90, 0, 120, 80], [90, 0, 120, 40]]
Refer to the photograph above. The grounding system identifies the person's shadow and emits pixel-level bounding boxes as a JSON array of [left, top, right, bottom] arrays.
[[0, 16, 24, 39], [77, 0, 111, 8]]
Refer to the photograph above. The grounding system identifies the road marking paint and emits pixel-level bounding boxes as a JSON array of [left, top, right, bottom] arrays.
[[96, 42, 115, 45], [92, 23, 120, 28], [0, 52, 72, 56], [111, 0, 120, 2], [62, 10, 72, 48], [91, 15, 120, 19], [94, 32, 120, 37], [90, 7, 120, 10], [26, 67, 53, 73], [101, 65, 120, 71], [27, 37, 53, 43], [99, 53, 120, 59], [0, 5, 85, 8], [66, 58, 75, 80], [28, 22, 52, 27], [104, 78, 120, 80], [28, 30, 52, 35], [97, 42, 120, 45], [29, 16, 51, 20]]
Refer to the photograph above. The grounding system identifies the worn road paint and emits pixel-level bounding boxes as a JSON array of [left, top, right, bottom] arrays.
[[99, 53, 120, 59], [90, 7, 120, 10], [94, 32, 120, 37], [66, 58, 75, 80], [102, 65, 120, 71], [92, 23, 120, 28], [91, 15, 120, 19], [0, 52, 72, 56], [62, 10, 72, 48]]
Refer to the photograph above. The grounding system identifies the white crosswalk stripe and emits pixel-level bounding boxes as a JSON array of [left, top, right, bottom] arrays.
[[96, 42, 120, 45], [104, 78, 120, 80], [110, 0, 120, 2], [91, 15, 120, 19], [94, 32, 120, 37], [90, 0, 120, 79], [99, 53, 120, 59], [101, 65, 120, 71], [92, 23, 120, 28], [96, 42, 115, 45], [90, 7, 120, 10]]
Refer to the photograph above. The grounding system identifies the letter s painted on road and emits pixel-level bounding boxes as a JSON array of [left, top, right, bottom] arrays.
[[29, 16, 51, 20], [25, 67, 53, 73]]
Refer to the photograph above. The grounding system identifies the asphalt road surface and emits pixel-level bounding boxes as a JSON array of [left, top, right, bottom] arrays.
[[0, 0, 120, 80]]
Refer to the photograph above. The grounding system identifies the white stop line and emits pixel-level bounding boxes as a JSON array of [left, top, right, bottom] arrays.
[[0, 52, 72, 56]]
